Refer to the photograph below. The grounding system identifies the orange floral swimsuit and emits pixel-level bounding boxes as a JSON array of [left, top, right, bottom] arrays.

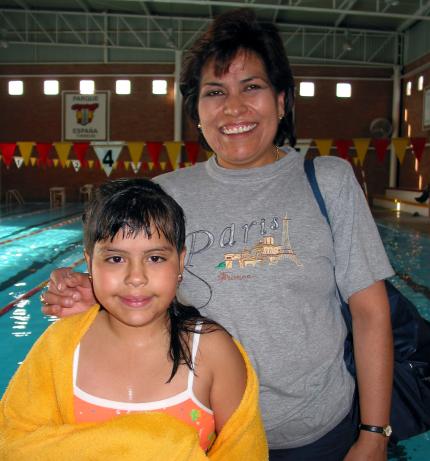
[[73, 325, 216, 452]]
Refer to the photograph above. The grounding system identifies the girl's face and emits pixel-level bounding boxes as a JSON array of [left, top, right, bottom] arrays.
[[85, 227, 185, 331], [197, 50, 285, 170]]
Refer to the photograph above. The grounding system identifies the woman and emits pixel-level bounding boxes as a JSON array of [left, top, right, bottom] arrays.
[[42, 9, 394, 461]]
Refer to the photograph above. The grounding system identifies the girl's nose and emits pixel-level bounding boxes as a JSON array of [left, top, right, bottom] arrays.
[[223, 93, 247, 117], [125, 263, 148, 287]]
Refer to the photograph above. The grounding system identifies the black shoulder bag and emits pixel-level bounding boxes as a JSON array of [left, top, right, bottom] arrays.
[[304, 157, 430, 444]]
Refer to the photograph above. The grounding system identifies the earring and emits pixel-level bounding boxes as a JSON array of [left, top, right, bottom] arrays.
[[88, 273, 92, 282], [279, 114, 284, 121], [197, 123, 202, 129], [178, 274, 183, 284]]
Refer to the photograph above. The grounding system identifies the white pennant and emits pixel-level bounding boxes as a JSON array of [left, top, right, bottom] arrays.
[[14, 156, 24, 168], [92, 141, 124, 177], [72, 159, 81, 172], [131, 161, 142, 174]]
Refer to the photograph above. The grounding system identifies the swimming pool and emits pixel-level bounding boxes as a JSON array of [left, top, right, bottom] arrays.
[[0, 204, 429, 459]]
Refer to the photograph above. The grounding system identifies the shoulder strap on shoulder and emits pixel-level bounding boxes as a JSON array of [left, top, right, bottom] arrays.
[[304, 158, 330, 228]]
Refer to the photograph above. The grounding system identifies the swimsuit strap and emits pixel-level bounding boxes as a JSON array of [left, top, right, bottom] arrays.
[[187, 322, 203, 391]]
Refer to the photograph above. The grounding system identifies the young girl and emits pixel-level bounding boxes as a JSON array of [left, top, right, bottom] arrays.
[[0, 178, 268, 461]]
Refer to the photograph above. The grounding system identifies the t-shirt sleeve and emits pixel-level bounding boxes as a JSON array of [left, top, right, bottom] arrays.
[[316, 158, 394, 301]]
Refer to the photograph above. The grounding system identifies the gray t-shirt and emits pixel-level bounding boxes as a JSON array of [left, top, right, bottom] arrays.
[[155, 148, 394, 449]]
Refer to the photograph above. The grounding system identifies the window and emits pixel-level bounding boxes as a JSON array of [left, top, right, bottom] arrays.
[[418, 75, 424, 91], [404, 108, 408, 122], [406, 81, 412, 96], [299, 82, 315, 97], [407, 124, 411, 137], [152, 79, 167, 95], [8, 80, 23, 95], [44, 80, 59, 95], [116, 79, 131, 95], [336, 83, 351, 98], [80, 80, 95, 94]]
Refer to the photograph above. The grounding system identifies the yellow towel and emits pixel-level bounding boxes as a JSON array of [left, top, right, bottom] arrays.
[[0, 306, 268, 460]]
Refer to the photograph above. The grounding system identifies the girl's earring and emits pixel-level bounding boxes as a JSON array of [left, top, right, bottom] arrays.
[[88, 273, 93, 282], [177, 274, 183, 284]]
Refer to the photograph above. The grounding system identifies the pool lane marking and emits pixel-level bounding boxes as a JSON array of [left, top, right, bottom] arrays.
[[0, 257, 86, 317], [0, 211, 82, 241], [0, 215, 81, 247]]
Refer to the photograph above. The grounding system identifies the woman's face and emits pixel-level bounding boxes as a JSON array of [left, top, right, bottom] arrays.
[[197, 50, 285, 169]]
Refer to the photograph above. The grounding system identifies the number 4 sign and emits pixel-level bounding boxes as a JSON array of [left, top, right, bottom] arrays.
[[92, 141, 125, 176]]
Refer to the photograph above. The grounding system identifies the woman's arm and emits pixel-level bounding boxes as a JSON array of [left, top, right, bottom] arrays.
[[344, 280, 393, 461]]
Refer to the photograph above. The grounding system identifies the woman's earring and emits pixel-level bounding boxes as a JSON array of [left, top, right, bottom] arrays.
[[178, 274, 183, 284], [279, 114, 284, 121], [197, 123, 202, 129]]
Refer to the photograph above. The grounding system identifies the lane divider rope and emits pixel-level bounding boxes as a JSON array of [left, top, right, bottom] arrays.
[[0, 257, 86, 317]]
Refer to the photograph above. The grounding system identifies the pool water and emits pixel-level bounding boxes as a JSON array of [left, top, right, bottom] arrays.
[[0, 204, 429, 459]]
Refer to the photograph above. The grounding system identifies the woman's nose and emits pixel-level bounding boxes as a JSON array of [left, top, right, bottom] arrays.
[[223, 93, 247, 116], [125, 263, 148, 287]]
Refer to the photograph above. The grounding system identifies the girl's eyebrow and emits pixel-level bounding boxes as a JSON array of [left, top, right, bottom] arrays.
[[96, 245, 174, 253]]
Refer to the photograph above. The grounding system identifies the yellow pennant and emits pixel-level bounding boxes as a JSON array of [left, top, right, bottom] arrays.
[[184, 162, 192, 168], [53, 159, 59, 167], [65, 159, 71, 168], [164, 141, 182, 170], [30, 157, 37, 166], [148, 162, 155, 171], [314, 139, 333, 156], [160, 161, 167, 171], [391, 138, 409, 164], [88, 160, 95, 169], [17, 142, 35, 166], [127, 142, 145, 166], [53, 142, 72, 167], [205, 150, 214, 159], [352, 138, 370, 166], [124, 161, 130, 171]]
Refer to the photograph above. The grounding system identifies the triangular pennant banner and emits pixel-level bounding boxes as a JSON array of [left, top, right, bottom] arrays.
[[391, 138, 409, 164], [30, 157, 37, 166], [0, 143, 16, 167], [92, 141, 124, 177], [160, 161, 167, 171], [35, 143, 52, 166], [53, 142, 72, 167], [14, 156, 24, 168], [17, 142, 35, 166], [164, 141, 182, 170], [88, 160, 95, 169], [410, 137, 427, 162], [352, 138, 370, 166], [71, 159, 81, 172], [146, 142, 163, 167], [373, 138, 391, 163], [334, 139, 353, 161], [295, 141, 311, 157], [314, 139, 332, 156], [53, 159, 60, 167], [184, 142, 200, 165], [127, 142, 145, 167], [73, 142, 90, 168], [205, 150, 214, 160], [148, 161, 155, 171], [124, 161, 130, 171], [131, 161, 142, 174]]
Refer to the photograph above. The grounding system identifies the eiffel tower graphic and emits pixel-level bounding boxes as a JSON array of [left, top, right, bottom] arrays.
[[282, 213, 302, 267]]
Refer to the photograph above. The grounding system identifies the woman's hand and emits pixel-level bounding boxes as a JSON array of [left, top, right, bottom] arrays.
[[41, 268, 96, 317]]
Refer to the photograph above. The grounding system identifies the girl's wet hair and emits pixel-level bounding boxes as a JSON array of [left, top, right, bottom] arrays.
[[83, 178, 185, 256], [180, 8, 296, 149], [83, 178, 219, 382]]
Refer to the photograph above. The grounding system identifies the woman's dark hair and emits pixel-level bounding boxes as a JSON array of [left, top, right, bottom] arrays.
[[180, 8, 296, 149], [83, 178, 219, 382]]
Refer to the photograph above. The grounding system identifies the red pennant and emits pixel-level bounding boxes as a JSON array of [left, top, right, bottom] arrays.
[[35, 143, 52, 166], [73, 142, 90, 168], [117, 159, 124, 170], [410, 137, 426, 162], [334, 139, 353, 161], [146, 142, 163, 167], [0, 143, 17, 167], [185, 142, 200, 165], [373, 139, 390, 164]]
